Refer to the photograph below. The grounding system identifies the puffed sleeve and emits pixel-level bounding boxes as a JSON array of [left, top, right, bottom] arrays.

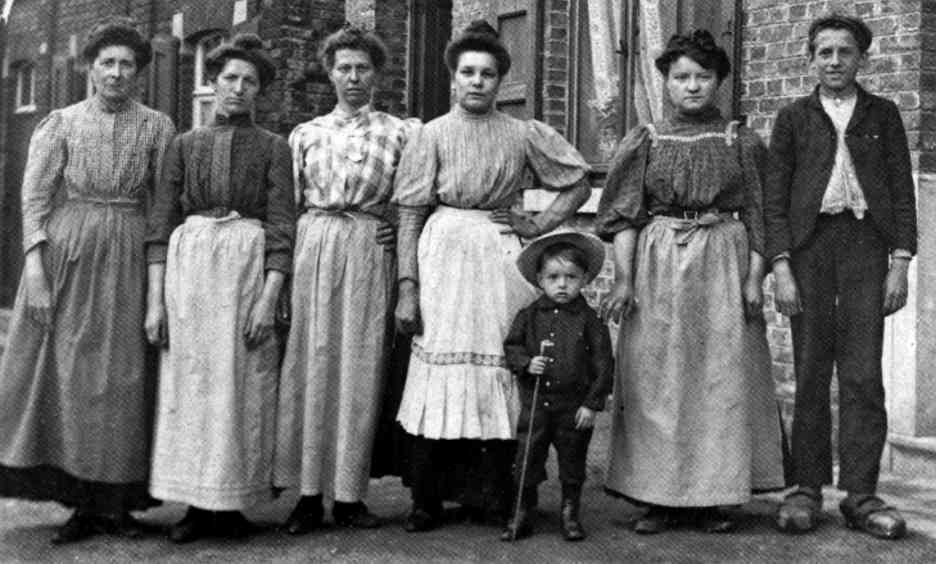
[[737, 126, 767, 257], [288, 124, 305, 209], [524, 120, 589, 189], [594, 125, 651, 241], [263, 135, 297, 273], [21, 111, 67, 254], [146, 134, 185, 264], [391, 121, 437, 207]]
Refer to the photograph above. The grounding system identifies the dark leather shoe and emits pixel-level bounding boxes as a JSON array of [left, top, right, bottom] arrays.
[[777, 487, 822, 533], [560, 498, 586, 541], [404, 508, 438, 532], [333, 501, 380, 528], [695, 507, 737, 534], [51, 511, 100, 545], [634, 506, 672, 535], [500, 507, 533, 541], [168, 508, 209, 544], [216, 511, 256, 540], [100, 512, 145, 539], [283, 496, 324, 535], [840, 494, 907, 540]]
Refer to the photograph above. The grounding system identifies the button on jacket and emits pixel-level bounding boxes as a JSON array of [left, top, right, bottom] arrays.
[[764, 85, 917, 259], [504, 295, 613, 412]]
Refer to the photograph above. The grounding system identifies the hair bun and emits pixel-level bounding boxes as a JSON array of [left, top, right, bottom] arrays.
[[464, 20, 498, 39], [231, 33, 264, 51]]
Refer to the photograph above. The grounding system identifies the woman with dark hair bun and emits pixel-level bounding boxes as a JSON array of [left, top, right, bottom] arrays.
[[393, 20, 591, 532], [145, 33, 295, 543], [596, 29, 784, 534], [0, 16, 174, 544]]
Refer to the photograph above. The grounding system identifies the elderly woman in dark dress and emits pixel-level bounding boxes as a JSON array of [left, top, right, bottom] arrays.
[[597, 30, 784, 534], [0, 17, 175, 544], [145, 33, 294, 543], [393, 21, 590, 532]]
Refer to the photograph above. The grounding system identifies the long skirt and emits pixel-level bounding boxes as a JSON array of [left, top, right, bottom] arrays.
[[605, 215, 785, 507], [396, 206, 538, 440], [0, 198, 155, 513], [150, 214, 278, 511], [274, 210, 393, 502]]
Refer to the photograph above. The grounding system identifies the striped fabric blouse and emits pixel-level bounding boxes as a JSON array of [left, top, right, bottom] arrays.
[[20, 96, 175, 253], [392, 105, 589, 209], [290, 105, 420, 217]]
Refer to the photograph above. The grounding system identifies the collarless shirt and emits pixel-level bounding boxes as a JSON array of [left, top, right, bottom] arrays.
[[819, 94, 868, 219]]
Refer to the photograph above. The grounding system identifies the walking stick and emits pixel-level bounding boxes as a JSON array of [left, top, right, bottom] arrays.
[[510, 339, 554, 541]]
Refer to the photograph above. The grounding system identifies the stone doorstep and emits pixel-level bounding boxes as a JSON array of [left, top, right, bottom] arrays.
[[886, 434, 936, 480]]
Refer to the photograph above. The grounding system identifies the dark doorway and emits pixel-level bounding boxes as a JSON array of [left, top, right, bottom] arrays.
[[408, 0, 453, 122]]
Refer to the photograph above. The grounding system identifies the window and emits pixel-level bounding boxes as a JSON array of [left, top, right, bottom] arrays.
[[14, 63, 36, 113], [570, 0, 626, 165], [192, 33, 226, 127]]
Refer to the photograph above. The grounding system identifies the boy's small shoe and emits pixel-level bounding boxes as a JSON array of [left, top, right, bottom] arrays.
[[500, 508, 533, 541], [560, 498, 586, 541]]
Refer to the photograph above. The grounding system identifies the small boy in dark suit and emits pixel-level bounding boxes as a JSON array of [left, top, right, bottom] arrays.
[[501, 231, 613, 542]]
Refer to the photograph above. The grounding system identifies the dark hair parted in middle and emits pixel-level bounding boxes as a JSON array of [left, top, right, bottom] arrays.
[[318, 25, 389, 71], [807, 14, 873, 56], [654, 29, 731, 82], [82, 16, 152, 68], [444, 20, 511, 77], [205, 33, 277, 91]]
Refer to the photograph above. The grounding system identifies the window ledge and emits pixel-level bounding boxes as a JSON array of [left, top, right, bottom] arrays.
[[524, 187, 603, 214], [14, 104, 37, 114]]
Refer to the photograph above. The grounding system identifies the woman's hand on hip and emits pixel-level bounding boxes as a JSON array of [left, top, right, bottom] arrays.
[[742, 274, 765, 321], [23, 248, 53, 330], [395, 279, 422, 335], [490, 208, 541, 239], [600, 280, 636, 323], [144, 301, 169, 347]]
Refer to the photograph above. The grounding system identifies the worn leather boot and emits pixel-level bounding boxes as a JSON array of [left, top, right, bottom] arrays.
[[559, 485, 586, 541]]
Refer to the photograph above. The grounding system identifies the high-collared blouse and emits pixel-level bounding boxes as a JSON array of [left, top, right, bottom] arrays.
[[392, 105, 589, 209], [146, 113, 295, 273], [290, 105, 420, 217], [595, 108, 767, 256], [20, 96, 176, 253]]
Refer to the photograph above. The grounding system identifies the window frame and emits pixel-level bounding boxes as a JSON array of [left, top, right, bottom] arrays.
[[14, 62, 36, 113], [192, 32, 226, 127]]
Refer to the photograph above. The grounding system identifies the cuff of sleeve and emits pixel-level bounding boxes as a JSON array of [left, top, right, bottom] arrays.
[[770, 251, 791, 265], [265, 251, 291, 274], [891, 248, 913, 260], [22, 230, 48, 254], [584, 395, 607, 412], [146, 243, 169, 264]]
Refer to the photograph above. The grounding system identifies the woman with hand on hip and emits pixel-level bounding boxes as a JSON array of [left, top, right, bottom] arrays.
[[145, 33, 295, 543], [393, 20, 591, 532]]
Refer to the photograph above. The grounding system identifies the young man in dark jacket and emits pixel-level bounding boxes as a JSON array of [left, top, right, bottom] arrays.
[[764, 14, 917, 540]]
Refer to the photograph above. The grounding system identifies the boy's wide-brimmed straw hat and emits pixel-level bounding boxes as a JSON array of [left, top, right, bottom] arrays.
[[516, 229, 606, 287]]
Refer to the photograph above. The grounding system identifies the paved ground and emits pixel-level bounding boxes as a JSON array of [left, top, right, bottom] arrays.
[[2, 415, 936, 563]]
